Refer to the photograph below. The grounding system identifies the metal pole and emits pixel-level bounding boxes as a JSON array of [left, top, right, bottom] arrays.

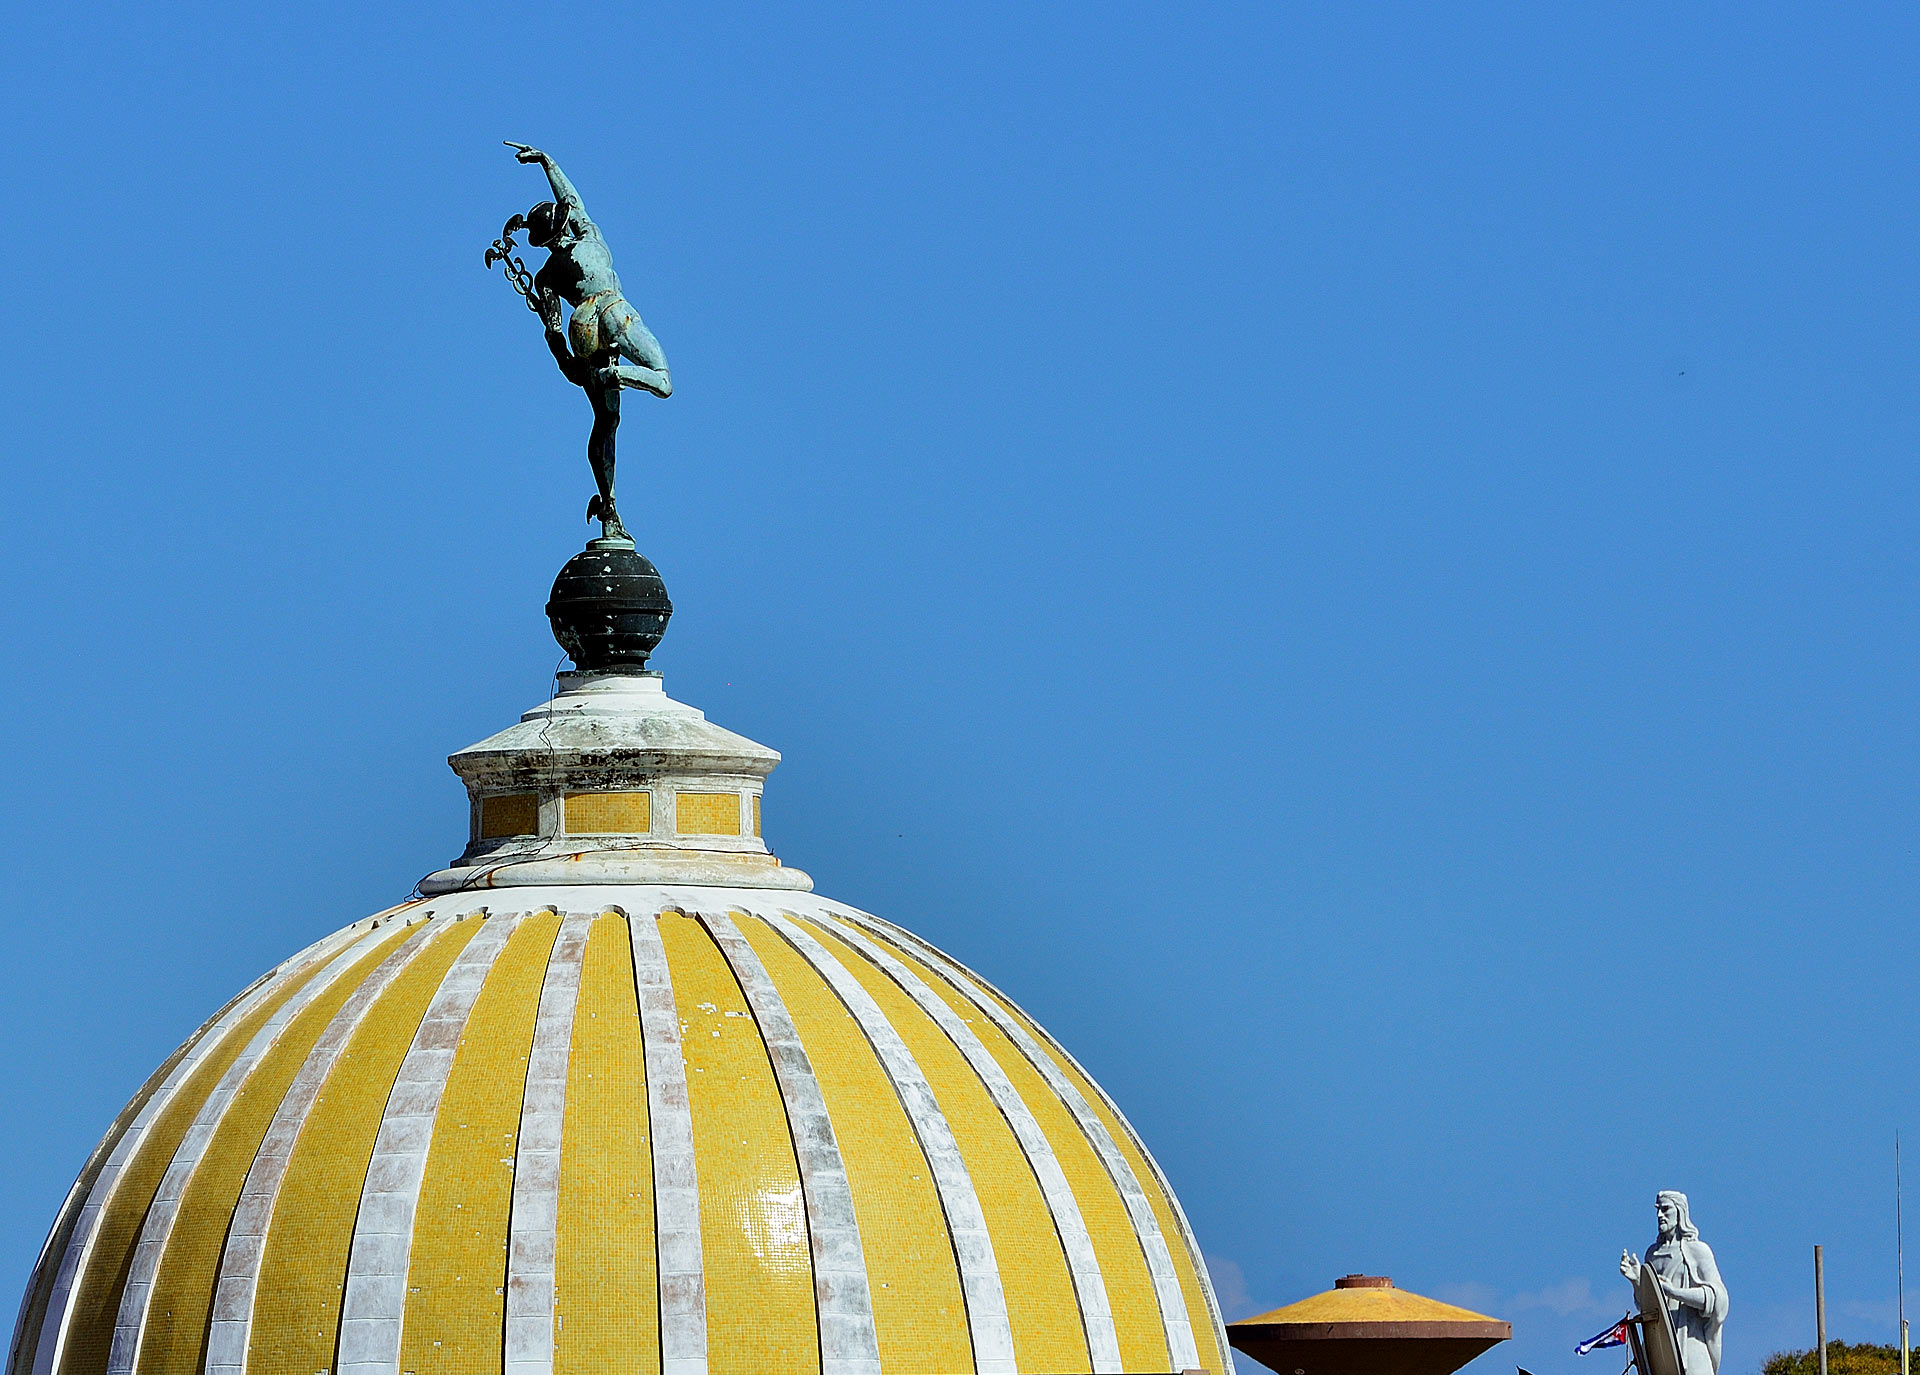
[[1816, 1244, 1828, 1375], [1900, 1134, 1909, 1375]]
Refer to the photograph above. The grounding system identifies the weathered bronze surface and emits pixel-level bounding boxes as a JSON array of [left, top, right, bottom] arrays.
[[546, 544, 673, 674], [490, 143, 672, 545]]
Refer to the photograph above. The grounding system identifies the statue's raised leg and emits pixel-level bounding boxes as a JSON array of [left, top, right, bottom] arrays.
[[598, 360, 672, 397], [597, 311, 672, 398]]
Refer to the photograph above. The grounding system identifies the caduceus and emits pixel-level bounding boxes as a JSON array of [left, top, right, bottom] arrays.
[[488, 142, 672, 543]]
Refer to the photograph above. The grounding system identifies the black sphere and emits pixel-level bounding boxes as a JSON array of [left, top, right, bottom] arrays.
[[546, 544, 673, 673]]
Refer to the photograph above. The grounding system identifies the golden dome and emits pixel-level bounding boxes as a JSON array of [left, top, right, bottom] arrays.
[[9, 676, 1228, 1375], [1226, 1275, 1510, 1375]]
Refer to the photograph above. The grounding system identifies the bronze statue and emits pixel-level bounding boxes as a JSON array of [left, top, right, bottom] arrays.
[[489, 143, 671, 544]]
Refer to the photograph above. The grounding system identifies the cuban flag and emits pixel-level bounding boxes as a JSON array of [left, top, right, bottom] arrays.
[[1576, 1316, 1632, 1355]]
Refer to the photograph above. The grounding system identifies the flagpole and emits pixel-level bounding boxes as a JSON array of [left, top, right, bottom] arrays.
[[1817, 1244, 1828, 1375], [1899, 1133, 1908, 1375]]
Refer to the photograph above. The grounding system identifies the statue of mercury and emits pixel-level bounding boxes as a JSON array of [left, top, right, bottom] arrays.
[[500, 142, 672, 544], [1621, 1190, 1729, 1375]]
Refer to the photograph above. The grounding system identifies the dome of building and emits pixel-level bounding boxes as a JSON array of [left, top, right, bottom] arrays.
[[1226, 1274, 1510, 1375], [8, 671, 1229, 1375]]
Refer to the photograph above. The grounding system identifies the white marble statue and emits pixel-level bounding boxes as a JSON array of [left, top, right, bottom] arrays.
[[1621, 1191, 1729, 1375]]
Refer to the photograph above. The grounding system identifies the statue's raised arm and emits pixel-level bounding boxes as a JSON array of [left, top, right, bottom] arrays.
[[506, 143, 588, 222], [488, 143, 673, 546]]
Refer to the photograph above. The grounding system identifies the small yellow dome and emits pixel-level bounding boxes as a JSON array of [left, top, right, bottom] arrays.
[[1226, 1275, 1510, 1375]]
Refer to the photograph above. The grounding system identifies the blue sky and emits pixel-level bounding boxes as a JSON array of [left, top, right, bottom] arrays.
[[3, 5, 1918, 1373]]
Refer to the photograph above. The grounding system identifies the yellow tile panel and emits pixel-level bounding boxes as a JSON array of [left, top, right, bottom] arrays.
[[792, 918, 1090, 1375], [832, 919, 1171, 1372], [249, 917, 481, 1375], [136, 927, 416, 1375], [554, 913, 658, 1375], [977, 980, 1226, 1375], [56, 955, 337, 1375], [752, 795, 761, 838], [400, 912, 561, 1375], [480, 795, 539, 839], [564, 792, 650, 835], [674, 793, 741, 836], [656, 913, 817, 1375], [732, 915, 970, 1374]]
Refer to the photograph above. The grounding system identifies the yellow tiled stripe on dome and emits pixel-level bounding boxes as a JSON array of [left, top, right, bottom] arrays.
[[135, 927, 413, 1375], [972, 982, 1225, 1375], [657, 913, 816, 1375], [249, 917, 481, 1375], [399, 912, 560, 1375], [554, 915, 656, 1375], [823, 919, 1164, 1372], [732, 915, 971, 1375], [791, 917, 1089, 1375], [56, 958, 336, 1375], [15, 963, 266, 1375]]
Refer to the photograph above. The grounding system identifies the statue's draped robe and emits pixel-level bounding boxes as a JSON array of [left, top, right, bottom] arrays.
[[1649, 1237, 1727, 1375]]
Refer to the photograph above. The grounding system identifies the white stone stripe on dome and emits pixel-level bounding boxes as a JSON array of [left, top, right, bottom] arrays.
[[12, 996, 237, 1375], [504, 912, 592, 1375], [627, 910, 707, 1375], [107, 921, 396, 1375], [336, 912, 520, 1375], [1139, 1161, 1229, 1373], [28, 917, 365, 1375], [856, 913, 1232, 1369], [203, 916, 447, 1375], [822, 920, 1125, 1374], [699, 912, 881, 1375], [825, 908, 1202, 1373], [1074, 1107, 1229, 1373], [7, 1166, 85, 1375], [764, 912, 1018, 1375]]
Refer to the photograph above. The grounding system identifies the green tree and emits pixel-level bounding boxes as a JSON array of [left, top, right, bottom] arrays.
[[1763, 1342, 1908, 1375]]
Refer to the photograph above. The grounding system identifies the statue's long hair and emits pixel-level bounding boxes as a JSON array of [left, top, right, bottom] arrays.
[[1656, 1190, 1701, 1243]]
